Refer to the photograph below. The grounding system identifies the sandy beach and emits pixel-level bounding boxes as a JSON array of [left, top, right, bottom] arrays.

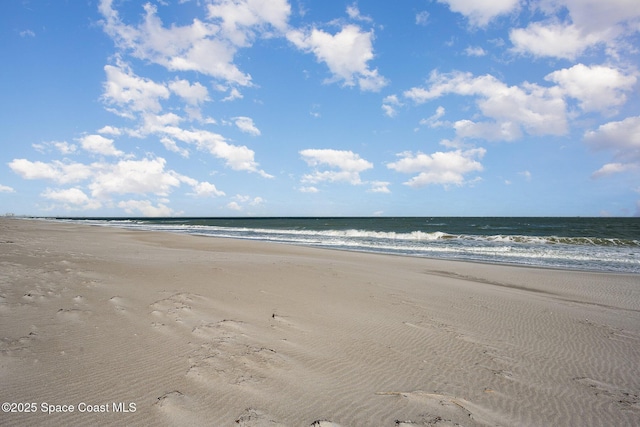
[[1, 218, 639, 426]]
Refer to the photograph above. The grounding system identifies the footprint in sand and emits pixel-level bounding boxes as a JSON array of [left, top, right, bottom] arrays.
[[149, 292, 209, 327], [310, 420, 342, 427], [187, 339, 283, 386], [0, 329, 38, 357], [109, 296, 127, 313], [574, 377, 640, 410], [234, 408, 287, 426], [155, 391, 206, 426], [377, 391, 507, 427], [56, 308, 92, 321]]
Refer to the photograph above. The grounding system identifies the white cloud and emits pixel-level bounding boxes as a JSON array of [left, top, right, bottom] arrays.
[[189, 181, 226, 197], [368, 181, 391, 193], [231, 194, 264, 207], [287, 24, 387, 91], [415, 11, 429, 26], [221, 87, 243, 102], [387, 148, 485, 187], [102, 61, 170, 116], [0, 184, 15, 193], [10, 154, 228, 212], [78, 134, 124, 156], [419, 106, 446, 127], [404, 71, 567, 141], [20, 29, 36, 38], [250, 196, 264, 205], [97, 125, 122, 136], [32, 141, 77, 155], [510, 23, 604, 60], [89, 158, 182, 199], [584, 116, 640, 177], [382, 94, 402, 117], [9, 159, 93, 184], [300, 148, 373, 185], [233, 116, 261, 136], [41, 188, 101, 210], [169, 79, 209, 105], [206, 0, 291, 46], [591, 162, 637, 178], [117, 199, 176, 217], [99, 0, 252, 86], [382, 104, 396, 118], [346, 4, 373, 23], [153, 126, 271, 176], [509, 0, 640, 59], [160, 137, 190, 158], [464, 46, 487, 56], [299, 186, 319, 193], [545, 64, 637, 114], [438, 0, 521, 27]]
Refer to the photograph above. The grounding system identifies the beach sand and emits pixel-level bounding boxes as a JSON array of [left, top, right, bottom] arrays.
[[1, 218, 639, 426]]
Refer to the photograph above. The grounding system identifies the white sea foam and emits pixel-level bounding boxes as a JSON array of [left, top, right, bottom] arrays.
[[56, 218, 640, 273]]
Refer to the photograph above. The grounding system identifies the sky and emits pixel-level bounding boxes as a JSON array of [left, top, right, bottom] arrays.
[[1, 0, 639, 217]]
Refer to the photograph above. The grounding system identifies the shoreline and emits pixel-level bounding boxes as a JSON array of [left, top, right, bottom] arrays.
[[1, 218, 639, 426], [38, 217, 640, 275]]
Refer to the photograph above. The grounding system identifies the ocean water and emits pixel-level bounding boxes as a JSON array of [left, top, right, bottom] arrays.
[[55, 217, 640, 274]]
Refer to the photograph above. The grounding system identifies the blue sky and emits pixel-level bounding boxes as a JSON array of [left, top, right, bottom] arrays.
[[2, 0, 639, 217]]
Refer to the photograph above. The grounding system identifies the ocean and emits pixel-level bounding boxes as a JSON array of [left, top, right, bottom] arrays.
[[54, 217, 640, 274]]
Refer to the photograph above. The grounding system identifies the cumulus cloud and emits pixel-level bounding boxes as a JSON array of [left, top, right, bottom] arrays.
[[287, 24, 387, 91], [117, 199, 176, 216], [151, 126, 271, 176], [545, 64, 637, 114], [420, 106, 446, 128], [100, 1, 251, 86], [404, 71, 567, 141], [102, 61, 170, 117], [89, 158, 182, 199], [464, 46, 487, 56], [179, 176, 226, 198], [78, 134, 124, 156], [227, 201, 242, 211], [192, 182, 226, 197], [233, 116, 261, 136], [206, 0, 291, 46], [10, 153, 228, 213], [299, 186, 319, 193], [387, 148, 485, 187], [169, 79, 209, 105], [97, 125, 122, 136], [300, 148, 373, 185], [9, 159, 93, 184], [438, 0, 521, 27], [41, 188, 101, 210], [346, 4, 373, 23], [160, 137, 190, 158], [382, 94, 402, 117], [32, 141, 77, 155], [585, 116, 640, 177], [368, 181, 391, 193], [229, 194, 264, 210], [510, 23, 602, 60], [509, 0, 640, 59], [0, 184, 15, 193]]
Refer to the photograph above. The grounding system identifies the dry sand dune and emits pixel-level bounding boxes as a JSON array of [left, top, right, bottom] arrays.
[[1, 218, 639, 426]]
